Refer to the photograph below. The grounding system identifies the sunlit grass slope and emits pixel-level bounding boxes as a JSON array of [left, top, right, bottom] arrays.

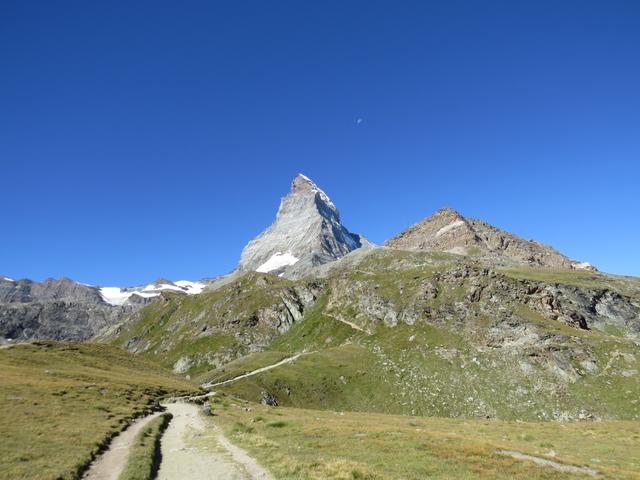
[[206, 395, 640, 480], [0, 341, 195, 480]]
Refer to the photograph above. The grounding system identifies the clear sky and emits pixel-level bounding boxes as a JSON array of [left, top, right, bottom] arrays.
[[1, 1, 639, 285]]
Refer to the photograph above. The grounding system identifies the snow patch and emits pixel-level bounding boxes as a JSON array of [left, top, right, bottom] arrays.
[[99, 287, 135, 306], [174, 280, 206, 294], [100, 280, 206, 306], [572, 261, 596, 271], [256, 252, 300, 273], [2, 277, 14, 282], [436, 220, 465, 237]]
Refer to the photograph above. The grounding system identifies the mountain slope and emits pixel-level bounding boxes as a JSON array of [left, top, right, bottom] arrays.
[[237, 174, 367, 277], [384, 208, 594, 270], [99, 248, 640, 421], [95, 273, 324, 375], [197, 250, 639, 421]]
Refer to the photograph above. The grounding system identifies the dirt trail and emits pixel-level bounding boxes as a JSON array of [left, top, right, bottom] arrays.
[[324, 312, 370, 334], [202, 353, 309, 389], [83, 412, 161, 480], [158, 402, 272, 480], [496, 449, 600, 477]]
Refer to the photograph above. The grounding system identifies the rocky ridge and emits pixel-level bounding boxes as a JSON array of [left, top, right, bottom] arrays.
[[384, 207, 595, 271]]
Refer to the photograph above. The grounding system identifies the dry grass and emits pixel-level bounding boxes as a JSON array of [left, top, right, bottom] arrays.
[[207, 395, 640, 479], [0, 341, 196, 480]]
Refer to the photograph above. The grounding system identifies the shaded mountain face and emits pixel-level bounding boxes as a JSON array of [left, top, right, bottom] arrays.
[[0, 276, 206, 342], [237, 174, 367, 277], [0, 277, 136, 342], [384, 208, 595, 270]]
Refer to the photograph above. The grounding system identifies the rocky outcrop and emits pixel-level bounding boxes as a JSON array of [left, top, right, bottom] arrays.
[[237, 174, 367, 277], [0, 277, 147, 342], [260, 391, 278, 406], [327, 258, 638, 336], [384, 208, 595, 270], [0, 301, 136, 341]]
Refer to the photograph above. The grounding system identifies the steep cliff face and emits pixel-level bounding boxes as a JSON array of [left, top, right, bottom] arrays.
[[0, 301, 136, 341], [0, 277, 206, 342], [0, 277, 138, 342], [384, 208, 595, 270], [237, 174, 367, 277]]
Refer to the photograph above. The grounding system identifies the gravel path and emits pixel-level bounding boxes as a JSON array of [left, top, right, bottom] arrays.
[[158, 402, 273, 480], [83, 412, 162, 480], [324, 312, 370, 334], [202, 353, 308, 389]]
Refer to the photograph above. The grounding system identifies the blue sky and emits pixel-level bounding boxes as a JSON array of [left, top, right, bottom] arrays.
[[1, 1, 639, 284]]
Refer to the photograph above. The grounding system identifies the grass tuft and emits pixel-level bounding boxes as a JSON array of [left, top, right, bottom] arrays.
[[266, 420, 288, 428], [118, 413, 172, 480]]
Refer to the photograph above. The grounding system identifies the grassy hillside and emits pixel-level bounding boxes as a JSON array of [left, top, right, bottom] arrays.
[[100, 249, 640, 421], [205, 318, 640, 421], [0, 342, 195, 480], [97, 273, 321, 376], [500, 265, 640, 299], [205, 394, 640, 479]]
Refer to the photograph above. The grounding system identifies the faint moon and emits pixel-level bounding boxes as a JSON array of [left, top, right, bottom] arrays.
[[355, 117, 363, 124]]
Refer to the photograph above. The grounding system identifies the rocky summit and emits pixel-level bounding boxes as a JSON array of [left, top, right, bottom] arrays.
[[384, 207, 595, 270], [237, 174, 367, 277]]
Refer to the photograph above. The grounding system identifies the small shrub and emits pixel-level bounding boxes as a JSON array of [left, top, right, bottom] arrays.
[[266, 420, 288, 428]]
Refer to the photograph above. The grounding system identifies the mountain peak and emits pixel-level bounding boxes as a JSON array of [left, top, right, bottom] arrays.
[[431, 207, 465, 220], [237, 175, 364, 276], [291, 173, 316, 191], [289, 173, 337, 214], [385, 208, 596, 271]]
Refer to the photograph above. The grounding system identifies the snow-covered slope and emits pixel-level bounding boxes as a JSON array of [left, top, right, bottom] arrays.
[[99, 280, 206, 306], [255, 252, 300, 273], [237, 174, 368, 277]]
